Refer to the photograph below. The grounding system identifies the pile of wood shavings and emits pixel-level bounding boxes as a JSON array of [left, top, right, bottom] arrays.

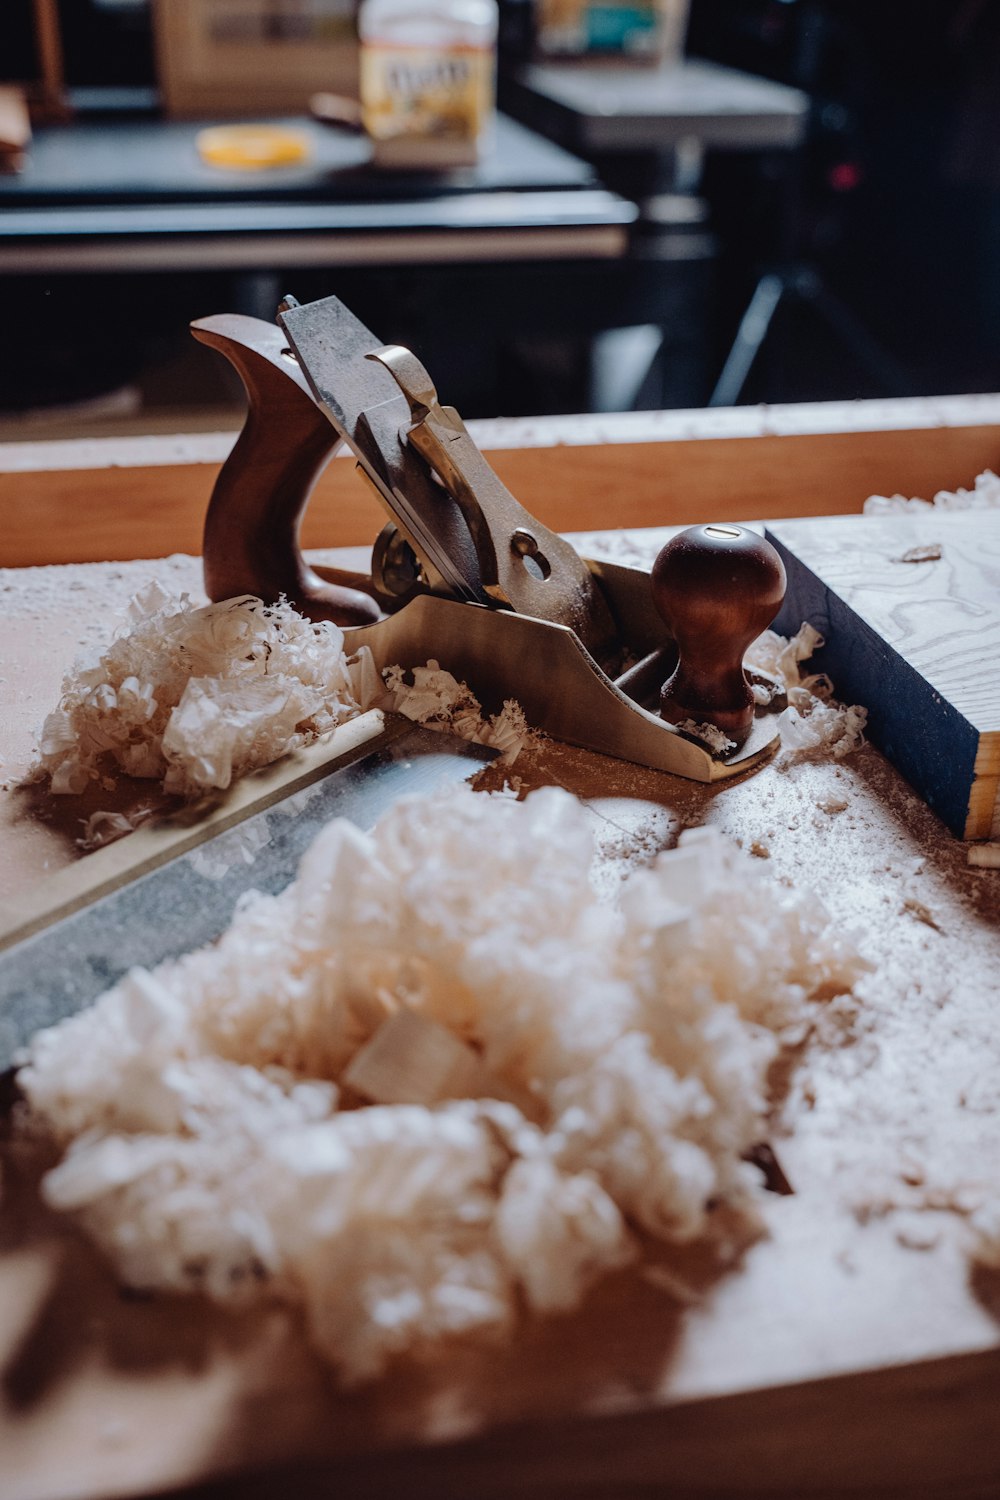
[[381, 661, 537, 766], [15, 785, 870, 1385], [33, 584, 373, 799], [30, 588, 535, 816], [746, 623, 867, 761]]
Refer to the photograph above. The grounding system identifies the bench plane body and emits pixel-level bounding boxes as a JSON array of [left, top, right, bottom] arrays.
[[192, 295, 782, 783]]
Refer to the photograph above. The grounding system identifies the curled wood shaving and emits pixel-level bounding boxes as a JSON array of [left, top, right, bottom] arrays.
[[896, 544, 942, 564], [968, 843, 1000, 870], [31, 592, 537, 808]]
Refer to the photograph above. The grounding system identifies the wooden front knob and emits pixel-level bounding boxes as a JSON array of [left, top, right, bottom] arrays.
[[652, 524, 786, 747]]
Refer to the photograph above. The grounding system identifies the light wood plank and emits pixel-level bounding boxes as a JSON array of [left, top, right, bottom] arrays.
[[0, 86, 31, 163], [3, 398, 1000, 567]]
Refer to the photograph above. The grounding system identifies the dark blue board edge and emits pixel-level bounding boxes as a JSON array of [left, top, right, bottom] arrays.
[[766, 526, 980, 839]]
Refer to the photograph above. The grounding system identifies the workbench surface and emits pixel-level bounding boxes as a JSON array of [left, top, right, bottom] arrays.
[[2, 537, 1000, 1500]]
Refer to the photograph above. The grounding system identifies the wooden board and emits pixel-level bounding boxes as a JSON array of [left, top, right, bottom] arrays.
[[3, 395, 1000, 567], [769, 512, 1000, 840], [3, 529, 1000, 1498]]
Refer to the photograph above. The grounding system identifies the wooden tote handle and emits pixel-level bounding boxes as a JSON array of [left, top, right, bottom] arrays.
[[192, 312, 380, 628], [652, 524, 786, 747]]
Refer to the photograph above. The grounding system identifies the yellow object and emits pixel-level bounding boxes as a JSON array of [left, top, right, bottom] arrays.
[[196, 124, 311, 171], [358, 0, 498, 168]]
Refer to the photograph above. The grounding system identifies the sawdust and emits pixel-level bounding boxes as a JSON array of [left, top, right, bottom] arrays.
[[518, 728, 1000, 1297]]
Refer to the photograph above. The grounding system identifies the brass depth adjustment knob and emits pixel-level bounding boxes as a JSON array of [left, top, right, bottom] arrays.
[[651, 524, 787, 748]]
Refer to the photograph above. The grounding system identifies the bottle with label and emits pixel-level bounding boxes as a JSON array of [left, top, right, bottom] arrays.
[[359, 0, 499, 168]]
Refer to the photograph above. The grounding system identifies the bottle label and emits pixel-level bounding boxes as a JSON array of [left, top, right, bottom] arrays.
[[361, 43, 492, 146]]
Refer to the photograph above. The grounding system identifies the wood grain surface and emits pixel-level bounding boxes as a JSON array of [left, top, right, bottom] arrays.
[[3, 527, 1000, 1499], [770, 512, 1000, 839]]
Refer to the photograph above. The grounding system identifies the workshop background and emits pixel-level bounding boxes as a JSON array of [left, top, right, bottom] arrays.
[[1, 0, 998, 433]]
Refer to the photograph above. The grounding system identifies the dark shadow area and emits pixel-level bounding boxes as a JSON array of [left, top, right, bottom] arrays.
[[689, 0, 1000, 404], [6, 0, 1000, 427], [0, 1134, 289, 1415], [3, 773, 171, 865]]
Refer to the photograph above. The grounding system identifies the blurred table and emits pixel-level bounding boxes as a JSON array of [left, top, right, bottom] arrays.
[[499, 58, 809, 410], [501, 57, 807, 161], [0, 110, 638, 421], [0, 112, 633, 274]]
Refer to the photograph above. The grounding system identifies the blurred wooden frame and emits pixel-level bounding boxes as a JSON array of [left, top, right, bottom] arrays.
[[0, 87, 31, 170], [6, 0, 71, 124], [0, 0, 67, 170], [152, 0, 359, 117]]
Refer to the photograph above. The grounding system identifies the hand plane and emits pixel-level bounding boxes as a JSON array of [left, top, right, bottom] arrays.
[[192, 293, 787, 782]]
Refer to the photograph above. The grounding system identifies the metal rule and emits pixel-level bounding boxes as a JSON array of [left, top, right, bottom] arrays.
[[0, 725, 491, 1071]]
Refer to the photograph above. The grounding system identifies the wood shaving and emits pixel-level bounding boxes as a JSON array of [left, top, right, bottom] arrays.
[[896, 544, 942, 563], [30, 592, 537, 811], [746, 622, 828, 700], [816, 795, 849, 816], [381, 661, 538, 765], [894, 1217, 942, 1252], [902, 896, 943, 933], [16, 786, 870, 1386], [778, 700, 868, 761], [32, 586, 372, 799], [864, 467, 1000, 514], [674, 720, 735, 756], [76, 809, 150, 850], [746, 624, 867, 762]]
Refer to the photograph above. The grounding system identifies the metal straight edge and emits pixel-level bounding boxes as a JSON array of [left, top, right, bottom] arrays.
[[0, 715, 495, 1070], [0, 709, 404, 955]]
